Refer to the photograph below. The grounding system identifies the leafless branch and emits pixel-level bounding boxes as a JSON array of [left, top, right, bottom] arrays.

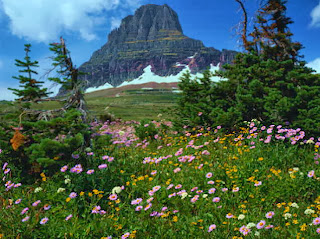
[[235, 0, 250, 51]]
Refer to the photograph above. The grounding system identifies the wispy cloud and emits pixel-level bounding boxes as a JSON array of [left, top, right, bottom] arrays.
[[0, 59, 3, 69], [110, 17, 122, 30], [1, 0, 143, 43], [307, 58, 320, 73], [310, 1, 320, 27], [0, 86, 16, 101]]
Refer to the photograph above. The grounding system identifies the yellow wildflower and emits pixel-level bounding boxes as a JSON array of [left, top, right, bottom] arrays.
[[300, 223, 307, 231]]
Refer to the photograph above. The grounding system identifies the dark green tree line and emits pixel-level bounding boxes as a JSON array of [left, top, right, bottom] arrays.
[[175, 0, 320, 136]]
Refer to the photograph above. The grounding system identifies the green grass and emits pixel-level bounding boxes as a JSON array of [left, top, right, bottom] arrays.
[[0, 90, 180, 122], [1, 121, 320, 238], [86, 92, 179, 121]]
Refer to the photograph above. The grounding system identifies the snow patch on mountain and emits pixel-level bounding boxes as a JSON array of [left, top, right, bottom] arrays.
[[86, 82, 114, 93], [85, 63, 225, 93]]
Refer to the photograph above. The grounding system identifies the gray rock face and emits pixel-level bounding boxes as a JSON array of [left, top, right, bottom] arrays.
[[58, 4, 238, 94]]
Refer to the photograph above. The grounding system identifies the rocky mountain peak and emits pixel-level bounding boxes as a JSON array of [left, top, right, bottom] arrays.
[[57, 4, 238, 95], [107, 4, 183, 45]]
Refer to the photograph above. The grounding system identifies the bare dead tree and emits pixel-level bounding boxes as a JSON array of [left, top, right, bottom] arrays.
[[57, 37, 89, 123], [235, 0, 250, 51]]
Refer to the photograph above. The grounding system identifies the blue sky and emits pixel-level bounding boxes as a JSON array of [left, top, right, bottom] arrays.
[[0, 0, 320, 100]]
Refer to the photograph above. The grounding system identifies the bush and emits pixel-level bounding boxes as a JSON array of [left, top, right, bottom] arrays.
[[174, 1, 320, 137], [134, 120, 159, 140], [0, 109, 93, 183]]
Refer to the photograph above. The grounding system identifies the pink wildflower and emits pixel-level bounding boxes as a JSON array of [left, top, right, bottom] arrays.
[[254, 181, 262, 186], [265, 211, 275, 219], [313, 217, 320, 225], [173, 167, 181, 173], [135, 205, 143, 211], [60, 165, 68, 172], [21, 207, 29, 215], [212, 197, 220, 202], [40, 217, 49, 225], [87, 169, 95, 174], [308, 170, 315, 178], [256, 220, 266, 229], [121, 232, 130, 239], [98, 164, 108, 169], [22, 216, 30, 222], [208, 224, 216, 232], [239, 225, 250, 235], [109, 194, 117, 201], [32, 200, 41, 207]]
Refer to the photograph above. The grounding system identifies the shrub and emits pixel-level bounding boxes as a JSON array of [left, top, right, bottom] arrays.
[[174, 0, 320, 137]]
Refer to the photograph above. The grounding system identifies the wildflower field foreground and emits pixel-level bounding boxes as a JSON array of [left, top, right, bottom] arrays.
[[1, 120, 320, 239]]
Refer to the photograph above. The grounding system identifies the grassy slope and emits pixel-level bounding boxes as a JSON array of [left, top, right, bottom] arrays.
[[0, 83, 180, 121]]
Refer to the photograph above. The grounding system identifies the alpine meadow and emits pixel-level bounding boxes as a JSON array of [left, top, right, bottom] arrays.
[[1, 1, 320, 238]]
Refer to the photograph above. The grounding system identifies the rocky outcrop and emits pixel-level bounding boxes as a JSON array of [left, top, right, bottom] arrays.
[[58, 4, 238, 94]]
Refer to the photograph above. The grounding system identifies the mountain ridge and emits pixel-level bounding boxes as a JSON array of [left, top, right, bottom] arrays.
[[58, 4, 238, 95]]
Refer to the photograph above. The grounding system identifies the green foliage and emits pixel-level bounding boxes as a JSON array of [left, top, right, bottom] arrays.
[[174, 1, 320, 136], [91, 134, 113, 153], [1, 124, 320, 238], [0, 109, 92, 182], [98, 112, 116, 123], [1, 39, 92, 182], [8, 44, 50, 109], [134, 120, 159, 140], [48, 40, 87, 92]]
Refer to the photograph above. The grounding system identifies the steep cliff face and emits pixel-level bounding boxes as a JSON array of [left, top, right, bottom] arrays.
[[59, 4, 238, 94]]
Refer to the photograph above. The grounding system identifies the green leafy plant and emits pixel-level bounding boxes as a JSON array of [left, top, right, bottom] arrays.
[[134, 120, 159, 140], [174, 0, 320, 136]]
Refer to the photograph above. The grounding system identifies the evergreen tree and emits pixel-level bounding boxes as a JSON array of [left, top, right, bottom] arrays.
[[250, 0, 302, 62], [48, 37, 88, 123], [175, 0, 320, 136], [1, 38, 93, 182], [8, 44, 49, 109]]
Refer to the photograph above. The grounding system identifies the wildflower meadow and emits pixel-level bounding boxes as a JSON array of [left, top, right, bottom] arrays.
[[1, 1, 320, 238], [1, 119, 320, 238]]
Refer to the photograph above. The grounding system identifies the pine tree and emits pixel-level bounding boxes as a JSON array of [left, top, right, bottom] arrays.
[[1, 39, 93, 182], [250, 0, 303, 62], [8, 44, 49, 109], [48, 37, 88, 123], [218, 0, 320, 135], [175, 0, 320, 136]]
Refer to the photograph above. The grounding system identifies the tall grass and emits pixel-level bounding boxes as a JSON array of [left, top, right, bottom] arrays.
[[1, 120, 320, 238]]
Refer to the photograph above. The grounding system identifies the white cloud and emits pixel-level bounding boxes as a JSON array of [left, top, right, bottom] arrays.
[[1, 0, 143, 43], [0, 86, 16, 101], [110, 17, 122, 30], [307, 58, 320, 73], [0, 59, 3, 69], [310, 1, 320, 27]]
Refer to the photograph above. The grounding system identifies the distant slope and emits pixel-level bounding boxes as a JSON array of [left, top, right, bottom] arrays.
[[85, 63, 225, 96], [85, 82, 179, 98]]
